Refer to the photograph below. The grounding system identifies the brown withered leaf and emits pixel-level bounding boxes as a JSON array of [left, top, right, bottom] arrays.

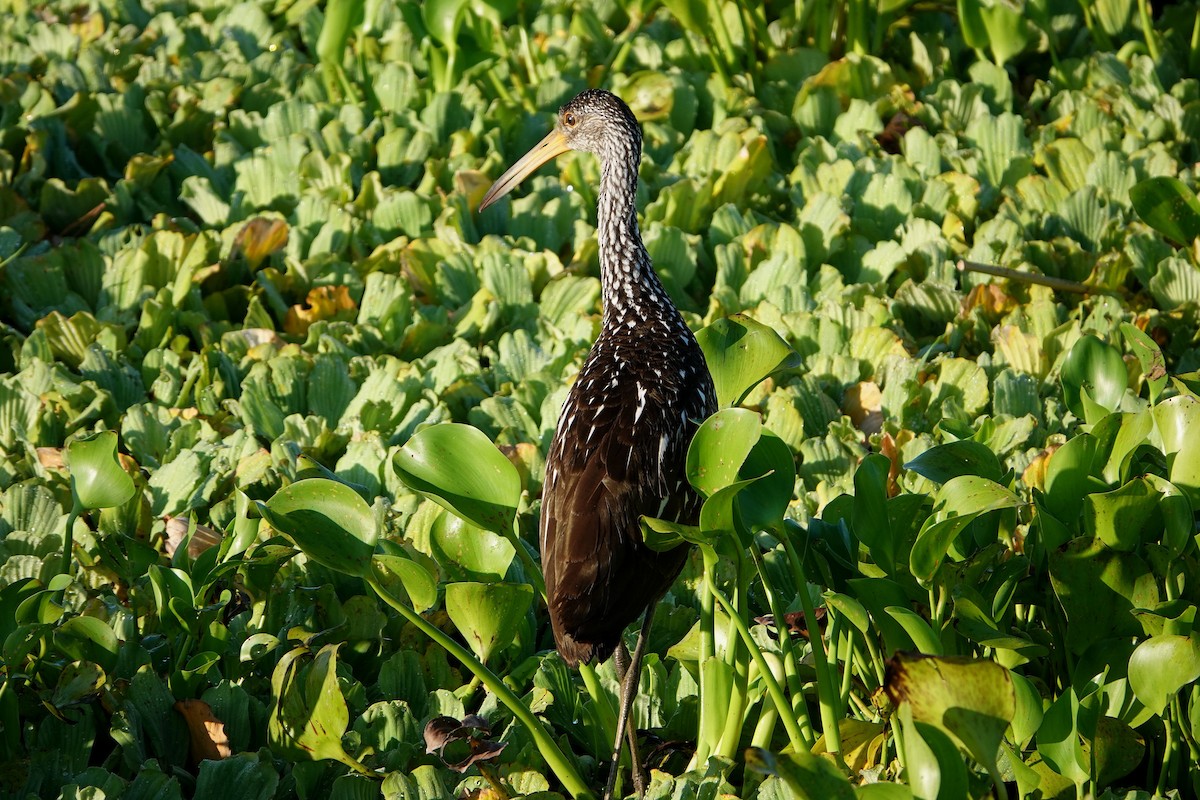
[[232, 217, 288, 269], [164, 516, 223, 558], [175, 699, 232, 762], [961, 283, 1015, 320], [843, 382, 883, 436], [755, 607, 827, 640], [878, 432, 901, 497], [284, 286, 357, 336], [876, 111, 922, 154], [37, 447, 66, 471], [424, 714, 506, 774]]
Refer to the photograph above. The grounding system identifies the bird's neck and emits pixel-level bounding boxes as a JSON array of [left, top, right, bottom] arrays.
[[596, 155, 674, 329]]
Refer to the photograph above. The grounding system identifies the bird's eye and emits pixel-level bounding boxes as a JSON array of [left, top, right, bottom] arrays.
[[564, 112, 577, 127]]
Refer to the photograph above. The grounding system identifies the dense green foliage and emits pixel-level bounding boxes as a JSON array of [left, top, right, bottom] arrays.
[[3, 0, 1200, 798]]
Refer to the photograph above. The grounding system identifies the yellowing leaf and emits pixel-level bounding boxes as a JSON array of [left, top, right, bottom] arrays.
[[233, 217, 289, 269], [284, 286, 358, 335]]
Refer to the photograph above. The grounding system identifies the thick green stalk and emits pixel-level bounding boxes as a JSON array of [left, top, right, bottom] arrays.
[[61, 503, 81, 575], [691, 547, 721, 765], [366, 572, 594, 799], [715, 570, 750, 758], [749, 546, 813, 740], [1137, 0, 1160, 61], [579, 662, 618, 746], [781, 535, 843, 763], [709, 584, 807, 752]]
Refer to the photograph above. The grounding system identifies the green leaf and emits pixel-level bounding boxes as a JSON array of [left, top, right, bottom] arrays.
[[1153, 395, 1200, 507], [372, 552, 437, 613], [444, 581, 534, 664], [696, 314, 797, 409], [53, 616, 119, 673], [67, 431, 136, 510], [1060, 335, 1126, 423], [193, 752, 280, 800], [260, 478, 378, 577], [744, 746, 856, 800], [686, 408, 762, 497], [422, 0, 469, 47], [393, 424, 520, 534], [886, 652, 1014, 789], [910, 476, 1022, 583], [269, 645, 363, 770], [1082, 478, 1160, 551], [1130, 176, 1200, 245], [904, 440, 1003, 484], [1119, 323, 1167, 403], [1128, 635, 1200, 715]]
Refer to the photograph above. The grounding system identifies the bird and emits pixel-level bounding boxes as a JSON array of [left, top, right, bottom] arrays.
[[479, 89, 717, 799]]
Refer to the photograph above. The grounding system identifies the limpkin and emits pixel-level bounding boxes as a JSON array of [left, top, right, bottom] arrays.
[[479, 89, 717, 798]]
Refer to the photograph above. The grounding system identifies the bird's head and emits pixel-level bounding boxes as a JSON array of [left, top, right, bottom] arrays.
[[479, 89, 640, 211]]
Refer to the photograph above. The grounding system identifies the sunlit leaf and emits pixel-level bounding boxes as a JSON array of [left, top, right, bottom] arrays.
[[260, 478, 378, 577], [695, 314, 797, 408], [67, 431, 136, 510], [1130, 176, 1200, 246], [444, 581, 534, 664], [1128, 635, 1200, 715], [394, 424, 521, 534]]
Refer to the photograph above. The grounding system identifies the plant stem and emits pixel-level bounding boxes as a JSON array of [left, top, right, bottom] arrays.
[[781, 534, 844, 763], [366, 572, 594, 799], [61, 502, 81, 576], [709, 584, 807, 753], [749, 545, 813, 739], [1137, 0, 1160, 61]]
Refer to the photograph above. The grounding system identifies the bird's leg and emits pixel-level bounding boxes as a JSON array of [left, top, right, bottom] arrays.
[[604, 606, 656, 800]]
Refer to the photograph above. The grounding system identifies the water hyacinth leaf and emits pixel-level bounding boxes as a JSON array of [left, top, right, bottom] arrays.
[[67, 432, 136, 510], [640, 516, 711, 553], [429, 512, 515, 581], [1130, 176, 1200, 246], [910, 476, 1022, 583], [1119, 323, 1167, 403], [904, 440, 1003, 485], [894, 703, 971, 800], [885, 652, 1014, 789], [885, 607, 943, 655], [686, 408, 762, 498], [1060, 335, 1126, 422], [268, 644, 364, 770], [373, 552, 437, 613], [956, 0, 1032, 66], [444, 581, 534, 664], [1092, 715, 1145, 788], [853, 454, 894, 571], [1082, 477, 1160, 551], [393, 424, 520, 534], [1042, 432, 1100, 524], [260, 479, 378, 577], [1048, 537, 1155, 654], [744, 746, 856, 799], [1128, 635, 1200, 716], [696, 314, 797, 409], [735, 429, 796, 532], [52, 660, 106, 709], [1152, 395, 1200, 506], [53, 616, 119, 672], [1036, 690, 1089, 783]]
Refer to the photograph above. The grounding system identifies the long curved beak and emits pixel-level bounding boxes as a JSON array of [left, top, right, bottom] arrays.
[[478, 129, 572, 211]]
